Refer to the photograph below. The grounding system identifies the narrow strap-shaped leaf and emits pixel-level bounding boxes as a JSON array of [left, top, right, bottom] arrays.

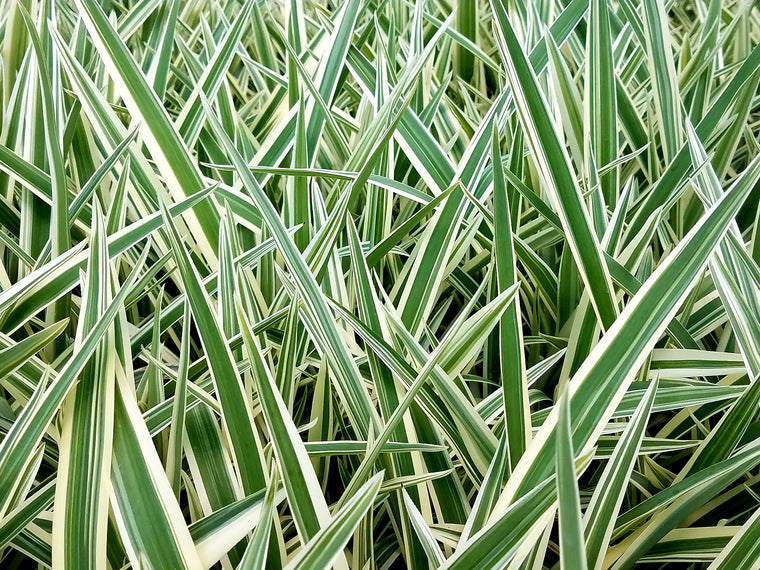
[[165, 301, 191, 497], [708, 506, 760, 570], [609, 440, 760, 569], [350, 0, 588, 336], [17, 3, 70, 356], [584, 379, 659, 570], [677, 375, 760, 481], [236, 474, 280, 570], [614, 440, 760, 538], [0, 185, 216, 334], [626, 39, 760, 239], [0, 245, 148, 517], [284, 473, 383, 570], [346, 214, 427, 558], [175, 0, 256, 146], [17, 4, 68, 260], [304, 0, 361, 162], [642, 0, 683, 164], [498, 148, 760, 511], [585, 0, 618, 207], [237, 302, 344, 564], [685, 122, 760, 377], [0, 319, 67, 379], [491, 0, 618, 330], [110, 356, 203, 570], [52, 204, 115, 570], [556, 392, 588, 570], [74, 0, 219, 261], [338, 280, 518, 503], [402, 489, 446, 568], [458, 434, 510, 546], [492, 126, 530, 467], [200, 95, 381, 439], [0, 476, 55, 552], [158, 197, 266, 496], [441, 476, 557, 569], [330, 298, 492, 485], [188, 484, 286, 568]]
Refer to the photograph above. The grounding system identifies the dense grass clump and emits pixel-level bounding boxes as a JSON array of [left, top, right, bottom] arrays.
[[2, 0, 760, 568]]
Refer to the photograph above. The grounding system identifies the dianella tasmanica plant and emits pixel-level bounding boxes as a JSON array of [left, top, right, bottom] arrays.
[[1, 1, 760, 568]]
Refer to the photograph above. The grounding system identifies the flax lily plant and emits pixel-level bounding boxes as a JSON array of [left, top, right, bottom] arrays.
[[1, 0, 760, 568]]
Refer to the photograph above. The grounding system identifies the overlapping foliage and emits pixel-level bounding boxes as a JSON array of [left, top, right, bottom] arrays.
[[1, 0, 760, 568]]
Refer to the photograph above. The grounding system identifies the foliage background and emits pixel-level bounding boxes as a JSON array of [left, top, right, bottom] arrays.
[[1, 0, 760, 568]]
